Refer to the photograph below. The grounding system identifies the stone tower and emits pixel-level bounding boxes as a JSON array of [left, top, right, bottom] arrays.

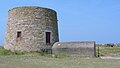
[[4, 6, 59, 51]]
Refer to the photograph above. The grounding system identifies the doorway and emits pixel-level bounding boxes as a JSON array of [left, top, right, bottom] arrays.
[[46, 32, 51, 44]]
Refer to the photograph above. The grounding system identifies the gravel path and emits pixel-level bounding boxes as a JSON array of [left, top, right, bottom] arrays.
[[101, 56, 120, 59]]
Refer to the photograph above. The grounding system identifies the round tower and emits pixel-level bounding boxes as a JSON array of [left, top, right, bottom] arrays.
[[4, 6, 59, 51]]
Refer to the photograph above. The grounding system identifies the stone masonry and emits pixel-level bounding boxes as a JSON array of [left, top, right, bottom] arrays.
[[4, 6, 59, 51]]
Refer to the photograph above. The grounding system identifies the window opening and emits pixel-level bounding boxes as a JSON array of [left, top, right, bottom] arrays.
[[46, 32, 51, 44], [17, 31, 21, 38]]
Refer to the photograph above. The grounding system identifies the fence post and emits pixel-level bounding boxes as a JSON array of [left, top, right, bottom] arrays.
[[98, 46, 100, 57]]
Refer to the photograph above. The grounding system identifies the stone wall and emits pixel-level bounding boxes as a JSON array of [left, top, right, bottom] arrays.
[[4, 6, 59, 51], [52, 41, 96, 56]]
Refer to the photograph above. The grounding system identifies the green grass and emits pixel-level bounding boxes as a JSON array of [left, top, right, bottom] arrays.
[[96, 45, 120, 56], [0, 46, 120, 68], [0, 46, 25, 55], [0, 56, 120, 68], [0, 46, 51, 56]]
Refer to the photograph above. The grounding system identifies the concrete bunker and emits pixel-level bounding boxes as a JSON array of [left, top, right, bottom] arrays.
[[52, 41, 96, 56]]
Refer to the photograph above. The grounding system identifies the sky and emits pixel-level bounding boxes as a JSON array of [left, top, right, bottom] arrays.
[[0, 0, 120, 45]]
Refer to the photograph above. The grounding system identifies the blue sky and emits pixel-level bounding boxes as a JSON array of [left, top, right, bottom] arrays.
[[0, 0, 120, 45]]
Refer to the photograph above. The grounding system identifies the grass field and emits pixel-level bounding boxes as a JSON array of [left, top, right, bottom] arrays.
[[0, 46, 120, 68], [96, 45, 120, 56], [0, 56, 120, 68]]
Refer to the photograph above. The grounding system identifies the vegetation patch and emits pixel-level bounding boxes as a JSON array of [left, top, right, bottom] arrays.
[[0, 46, 54, 57], [0, 46, 24, 55], [96, 45, 120, 57]]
